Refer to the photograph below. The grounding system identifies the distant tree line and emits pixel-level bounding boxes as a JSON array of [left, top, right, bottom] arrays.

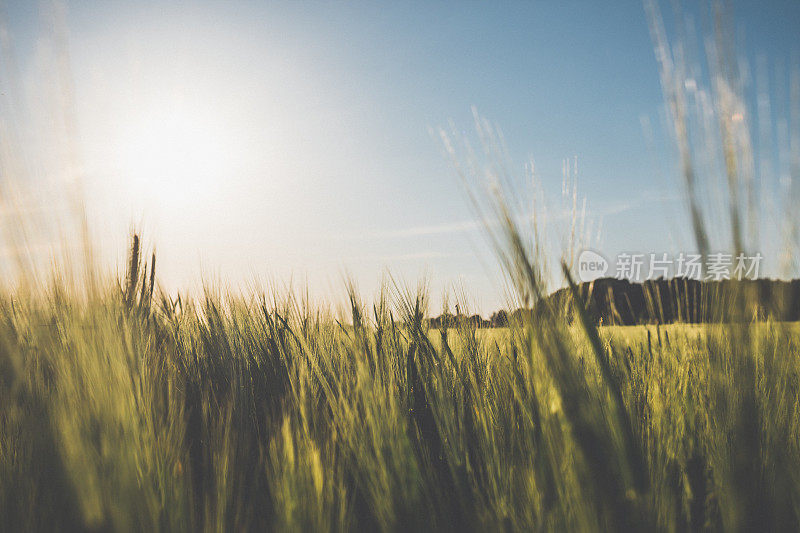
[[428, 277, 800, 328], [427, 312, 492, 329], [551, 277, 800, 325]]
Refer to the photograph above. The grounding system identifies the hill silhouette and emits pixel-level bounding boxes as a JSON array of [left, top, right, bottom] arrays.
[[548, 277, 800, 325], [428, 278, 800, 328]]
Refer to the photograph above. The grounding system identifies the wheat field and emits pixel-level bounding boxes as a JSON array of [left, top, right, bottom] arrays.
[[0, 238, 798, 531], [1, 1, 799, 532]]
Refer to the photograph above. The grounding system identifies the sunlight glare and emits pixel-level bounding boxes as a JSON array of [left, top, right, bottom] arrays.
[[115, 101, 235, 209]]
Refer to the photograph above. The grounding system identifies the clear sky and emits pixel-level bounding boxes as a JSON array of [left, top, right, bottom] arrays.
[[2, 1, 799, 313]]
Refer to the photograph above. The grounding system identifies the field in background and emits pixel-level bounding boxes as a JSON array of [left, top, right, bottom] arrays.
[[463, 322, 799, 350]]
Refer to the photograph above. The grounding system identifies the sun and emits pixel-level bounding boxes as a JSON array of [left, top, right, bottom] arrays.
[[115, 100, 234, 209]]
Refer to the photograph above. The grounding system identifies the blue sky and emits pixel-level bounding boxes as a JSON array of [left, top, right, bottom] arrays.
[[2, 1, 799, 313]]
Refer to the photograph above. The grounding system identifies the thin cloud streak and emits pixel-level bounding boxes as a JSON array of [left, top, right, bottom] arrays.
[[341, 189, 680, 242], [596, 190, 681, 217]]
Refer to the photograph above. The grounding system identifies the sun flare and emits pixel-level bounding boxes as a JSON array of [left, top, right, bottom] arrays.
[[115, 101, 234, 207]]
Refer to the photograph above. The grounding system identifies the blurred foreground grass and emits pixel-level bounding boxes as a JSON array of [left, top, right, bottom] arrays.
[[1, 244, 799, 531]]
